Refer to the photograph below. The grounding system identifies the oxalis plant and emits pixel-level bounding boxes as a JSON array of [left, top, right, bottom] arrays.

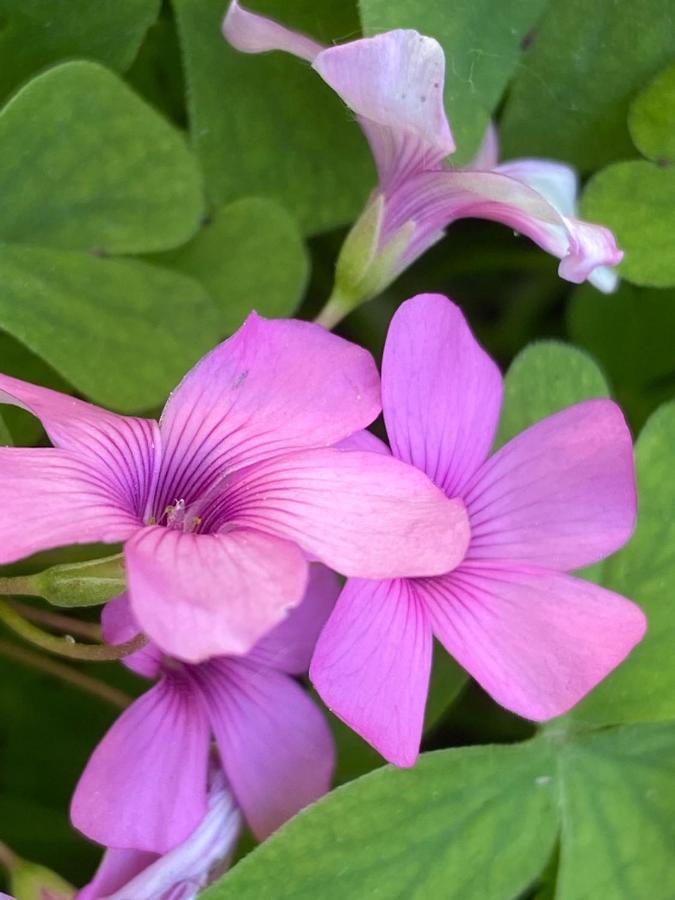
[[0, 1, 673, 898]]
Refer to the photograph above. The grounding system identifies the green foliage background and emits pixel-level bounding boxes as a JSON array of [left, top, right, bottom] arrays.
[[0, 0, 673, 897]]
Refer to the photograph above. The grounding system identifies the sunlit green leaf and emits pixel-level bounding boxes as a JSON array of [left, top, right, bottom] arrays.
[[629, 59, 675, 164]]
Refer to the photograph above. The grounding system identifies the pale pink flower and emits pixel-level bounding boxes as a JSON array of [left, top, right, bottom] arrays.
[[0, 312, 468, 662], [311, 294, 645, 766]]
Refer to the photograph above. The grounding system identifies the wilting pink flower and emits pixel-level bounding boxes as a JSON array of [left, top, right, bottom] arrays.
[[78, 769, 240, 900], [0, 312, 468, 662], [72, 566, 338, 853], [223, 3, 622, 310], [311, 294, 646, 766]]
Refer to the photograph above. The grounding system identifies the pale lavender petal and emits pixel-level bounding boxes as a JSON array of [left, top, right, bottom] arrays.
[[101, 594, 163, 679], [314, 30, 454, 188], [495, 158, 579, 216], [0, 374, 160, 519], [222, 0, 323, 63], [153, 312, 380, 516], [423, 562, 646, 720], [385, 169, 623, 285], [464, 399, 636, 570], [194, 660, 334, 840], [310, 577, 432, 766], [89, 771, 240, 900], [0, 448, 141, 564], [466, 121, 499, 170], [125, 526, 308, 663], [248, 564, 340, 674], [336, 429, 391, 454], [70, 674, 210, 853], [382, 294, 502, 497], [77, 848, 157, 900], [223, 448, 470, 578]]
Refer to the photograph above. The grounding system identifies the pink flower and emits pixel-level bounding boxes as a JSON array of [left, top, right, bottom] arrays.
[[223, 3, 622, 313], [71, 566, 338, 854], [310, 294, 646, 766], [77, 770, 240, 900], [0, 312, 468, 662]]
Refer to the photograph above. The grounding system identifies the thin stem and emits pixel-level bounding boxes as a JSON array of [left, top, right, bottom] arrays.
[[0, 574, 38, 596], [9, 600, 102, 641], [0, 838, 17, 871], [0, 638, 132, 709], [0, 599, 146, 662], [314, 286, 353, 330]]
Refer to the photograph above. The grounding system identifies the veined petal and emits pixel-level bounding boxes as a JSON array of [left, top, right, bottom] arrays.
[[248, 564, 340, 675], [464, 399, 636, 570], [223, 448, 470, 579], [70, 674, 210, 854], [383, 294, 503, 497], [466, 121, 499, 170], [153, 312, 380, 515], [0, 374, 160, 518], [422, 563, 646, 720], [80, 770, 241, 900], [222, 0, 323, 63], [194, 659, 334, 841], [385, 169, 622, 287], [310, 577, 432, 766], [314, 29, 454, 188], [101, 594, 163, 679], [125, 526, 308, 663], [0, 448, 141, 564], [336, 429, 391, 455]]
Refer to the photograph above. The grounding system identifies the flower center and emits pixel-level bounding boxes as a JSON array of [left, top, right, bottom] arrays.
[[150, 498, 202, 534]]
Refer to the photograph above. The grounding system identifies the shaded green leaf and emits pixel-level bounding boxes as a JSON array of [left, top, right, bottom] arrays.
[[629, 59, 675, 164], [0, 61, 204, 253], [500, 0, 675, 171], [424, 641, 467, 734], [582, 160, 675, 288], [155, 197, 308, 331], [204, 741, 558, 900], [556, 722, 675, 899], [0, 0, 160, 103], [359, 0, 549, 163], [0, 243, 221, 412], [173, 0, 374, 234], [572, 402, 675, 725], [495, 340, 609, 448]]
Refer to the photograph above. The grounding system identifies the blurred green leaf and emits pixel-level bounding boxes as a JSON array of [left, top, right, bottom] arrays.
[[495, 340, 609, 448], [359, 0, 549, 163], [571, 402, 675, 725], [629, 59, 675, 164], [328, 707, 384, 786], [0, 61, 204, 253], [555, 722, 675, 899], [582, 161, 675, 288], [424, 642, 467, 733], [568, 282, 675, 391], [173, 0, 374, 234], [0, 0, 160, 103], [203, 741, 558, 900], [0, 410, 11, 445], [0, 243, 221, 411], [126, 10, 187, 127], [500, 0, 674, 171], [155, 197, 308, 331]]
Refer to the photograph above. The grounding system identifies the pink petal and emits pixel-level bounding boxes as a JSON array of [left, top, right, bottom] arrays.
[[222, 0, 323, 63], [224, 448, 470, 578], [385, 169, 623, 286], [465, 399, 636, 570], [248, 564, 340, 674], [125, 526, 308, 662], [382, 294, 503, 497], [422, 562, 646, 720], [313, 30, 454, 188], [466, 121, 499, 170], [336, 429, 391, 454], [80, 770, 241, 900], [0, 373, 160, 518], [0, 448, 141, 564], [194, 660, 334, 841], [101, 594, 163, 679], [310, 577, 432, 766], [153, 312, 380, 515], [70, 674, 210, 853]]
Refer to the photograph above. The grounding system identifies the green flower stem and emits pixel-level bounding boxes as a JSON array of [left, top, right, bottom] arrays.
[[0, 598, 146, 662], [314, 287, 354, 330], [9, 600, 102, 641]]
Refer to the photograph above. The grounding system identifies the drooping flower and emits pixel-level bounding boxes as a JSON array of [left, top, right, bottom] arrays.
[[71, 566, 338, 854], [78, 769, 240, 900], [0, 312, 468, 662], [223, 3, 623, 322], [310, 294, 646, 766]]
